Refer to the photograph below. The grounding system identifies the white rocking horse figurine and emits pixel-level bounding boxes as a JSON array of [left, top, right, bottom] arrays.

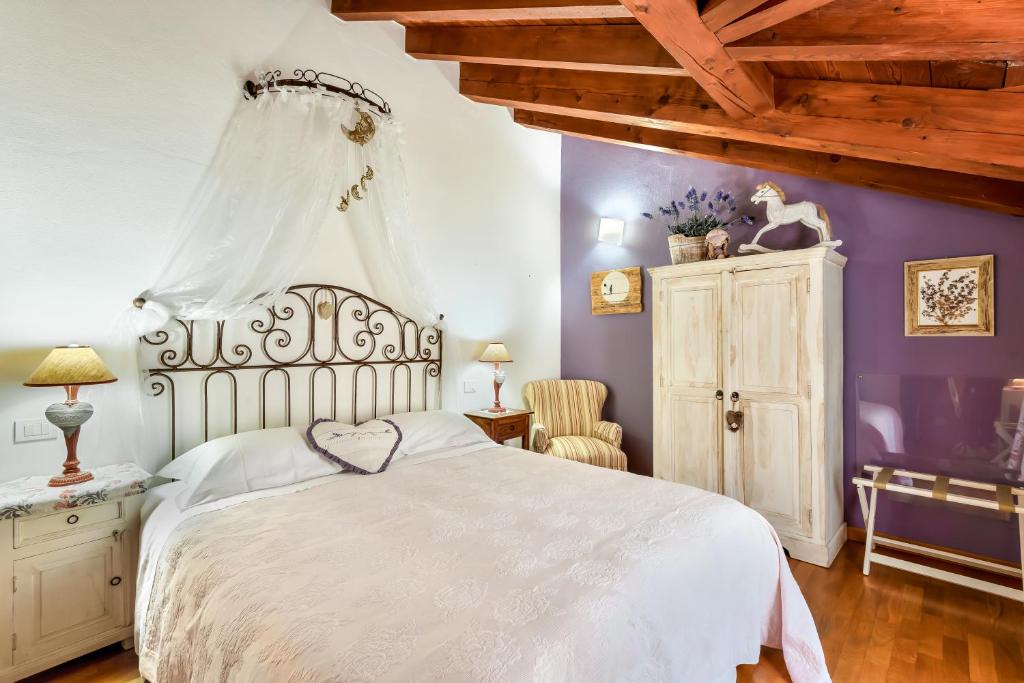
[[739, 182, 842, 254]]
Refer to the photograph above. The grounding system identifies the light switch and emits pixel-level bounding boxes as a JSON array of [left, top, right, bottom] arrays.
[[13, 419, 56, 443], [463, 380, 479, 394]]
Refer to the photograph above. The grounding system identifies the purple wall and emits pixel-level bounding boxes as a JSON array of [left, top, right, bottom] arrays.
[[561, 136, 1024, 562]]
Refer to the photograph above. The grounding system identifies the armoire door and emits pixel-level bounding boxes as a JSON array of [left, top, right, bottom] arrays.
[[654, 274, 723, 492], [724, 264, 813, 538]]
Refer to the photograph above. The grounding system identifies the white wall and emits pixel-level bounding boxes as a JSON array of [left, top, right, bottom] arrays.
[[0, 1, 561, 480]]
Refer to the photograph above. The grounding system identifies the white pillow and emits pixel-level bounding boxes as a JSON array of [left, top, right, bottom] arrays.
[[156, 426, 341, 509], [379, 410, 492, 456], [306, 419, 402, 475]]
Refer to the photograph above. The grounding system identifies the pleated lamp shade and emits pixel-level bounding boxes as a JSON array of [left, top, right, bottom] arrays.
[[478, 343, 513, 364], [24, 345, 118, 387]]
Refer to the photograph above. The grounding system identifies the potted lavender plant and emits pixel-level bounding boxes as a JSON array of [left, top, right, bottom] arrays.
[[644, 187, 754, 264]]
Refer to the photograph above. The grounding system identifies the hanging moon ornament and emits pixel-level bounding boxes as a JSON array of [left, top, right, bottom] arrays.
[[342, 112, 376, 146], [336, 166, 376, 213]]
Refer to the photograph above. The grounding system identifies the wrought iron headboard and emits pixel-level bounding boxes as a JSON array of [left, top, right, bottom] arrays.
[[140, 285, 442, 459]]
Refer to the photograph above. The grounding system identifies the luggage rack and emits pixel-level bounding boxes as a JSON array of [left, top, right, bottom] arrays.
[[853, 465, 1024, 602]]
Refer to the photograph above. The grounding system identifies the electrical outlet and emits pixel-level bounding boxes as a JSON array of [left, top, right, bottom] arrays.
[[13, 419, 56, 443]]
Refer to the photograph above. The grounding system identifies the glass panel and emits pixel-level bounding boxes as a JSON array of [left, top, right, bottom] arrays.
[[856, 374, 1024, 486], [855, 374, 1022, 564]]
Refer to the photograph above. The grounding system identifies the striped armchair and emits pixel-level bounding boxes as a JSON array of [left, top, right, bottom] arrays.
[[523, 379, 627, 471]]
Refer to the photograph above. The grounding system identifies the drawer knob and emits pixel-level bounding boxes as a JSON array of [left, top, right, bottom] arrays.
[[110, 576, 122, 586], [66, 514, 80, 525]]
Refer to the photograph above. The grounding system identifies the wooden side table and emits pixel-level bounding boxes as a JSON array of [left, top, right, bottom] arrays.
[[0, 463, 152, 681], [464, 409, 533, 449]]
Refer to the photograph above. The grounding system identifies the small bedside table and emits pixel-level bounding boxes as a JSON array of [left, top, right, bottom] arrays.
[[0, 463, 152, 682], [464, 409, 533, 449]]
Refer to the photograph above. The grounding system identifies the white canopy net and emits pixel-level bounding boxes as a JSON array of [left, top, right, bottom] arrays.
[[125, 77, 437, 335]]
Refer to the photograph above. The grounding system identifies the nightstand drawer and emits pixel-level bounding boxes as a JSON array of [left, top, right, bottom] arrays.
[[14, 502, 123, 548], [496, 421, 524, 438]]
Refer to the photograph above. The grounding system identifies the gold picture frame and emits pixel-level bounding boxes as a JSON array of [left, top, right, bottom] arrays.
[[904, 255, 994, 336]]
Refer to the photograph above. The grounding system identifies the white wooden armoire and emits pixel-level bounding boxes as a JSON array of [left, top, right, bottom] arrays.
[[650, 246, 846, 567]]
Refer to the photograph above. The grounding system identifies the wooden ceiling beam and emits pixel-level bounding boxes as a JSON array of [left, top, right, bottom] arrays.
[[405, 25, 689, 76], [773, 79, 1021, 136], [618, 0, 774, 119], [728, 43, 1024, 62], [331, 0, 632, 23], [514, 110, 1024, 217], [727, 0, 1024, 63], [461, 63, 727, 124], [731, 0, 1024, 41], [716, 0, 839, 45], [460, 64, 1024, 181], [701, 0, 768, 33]]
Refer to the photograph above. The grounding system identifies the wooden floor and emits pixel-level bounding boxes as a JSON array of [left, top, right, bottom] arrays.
[[738, 542, 1024, 682], [28, 542, 1024, 683]]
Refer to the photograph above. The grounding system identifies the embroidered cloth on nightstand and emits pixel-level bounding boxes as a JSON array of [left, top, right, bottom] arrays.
[[0, 463, 152, 520]]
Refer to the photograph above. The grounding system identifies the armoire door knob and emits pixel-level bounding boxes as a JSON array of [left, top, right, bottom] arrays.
[[715, 390, 724, 400]]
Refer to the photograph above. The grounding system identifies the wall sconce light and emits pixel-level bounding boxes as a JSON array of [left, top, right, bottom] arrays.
[[597, 217, 625, 245]]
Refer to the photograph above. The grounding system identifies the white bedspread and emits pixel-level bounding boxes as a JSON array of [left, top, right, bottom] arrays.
[[136, 446, 827, 682]]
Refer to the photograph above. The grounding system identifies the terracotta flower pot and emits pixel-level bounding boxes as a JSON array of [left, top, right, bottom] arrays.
[[667, 234, 706, 265]]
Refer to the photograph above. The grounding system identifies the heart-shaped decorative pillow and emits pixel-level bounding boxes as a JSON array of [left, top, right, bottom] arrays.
[[306, 419, 403, 475]]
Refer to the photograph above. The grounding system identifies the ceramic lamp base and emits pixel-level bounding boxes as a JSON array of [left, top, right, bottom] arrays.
[[488, 366, 507, 413], [44, 393, 95, 488], [49, 470, 94, 488]]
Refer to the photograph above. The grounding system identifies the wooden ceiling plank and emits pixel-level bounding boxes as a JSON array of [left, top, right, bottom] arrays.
[[332, 0, 632, 22], [700, 0, 731, 12], [793, 60, 932, 88], [728, 43, 1024, 62], [717, 0, 839, 45], [866, 61, 932, 87], [767, 61, 822, 80], [618, 0, 775, 118], [701, 0, 769, 33], [930, 61, 1009, 91], [814, 61, 871, 83], [405, 25, 689, 76], [460, 64, 1024, 181], [1004, 62, 1024, 89], [515, 110, 1024, 217]]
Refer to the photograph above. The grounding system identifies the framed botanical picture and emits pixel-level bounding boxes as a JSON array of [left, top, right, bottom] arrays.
[[904, 255, 994, 336]]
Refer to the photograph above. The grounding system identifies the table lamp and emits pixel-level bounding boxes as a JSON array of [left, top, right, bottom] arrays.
[[478, 342, 513, 413], [24, 345, 117, 487], [1001, 378, 1024, 424]]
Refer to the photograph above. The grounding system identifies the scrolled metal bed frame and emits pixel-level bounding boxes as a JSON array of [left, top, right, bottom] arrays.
[[140, 285, 442, 459]]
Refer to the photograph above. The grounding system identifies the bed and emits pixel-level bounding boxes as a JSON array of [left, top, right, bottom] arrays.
[[135, 285, 828, 682]]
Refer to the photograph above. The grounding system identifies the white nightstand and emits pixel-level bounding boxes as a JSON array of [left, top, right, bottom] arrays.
[[0, 463, 151, 682]]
